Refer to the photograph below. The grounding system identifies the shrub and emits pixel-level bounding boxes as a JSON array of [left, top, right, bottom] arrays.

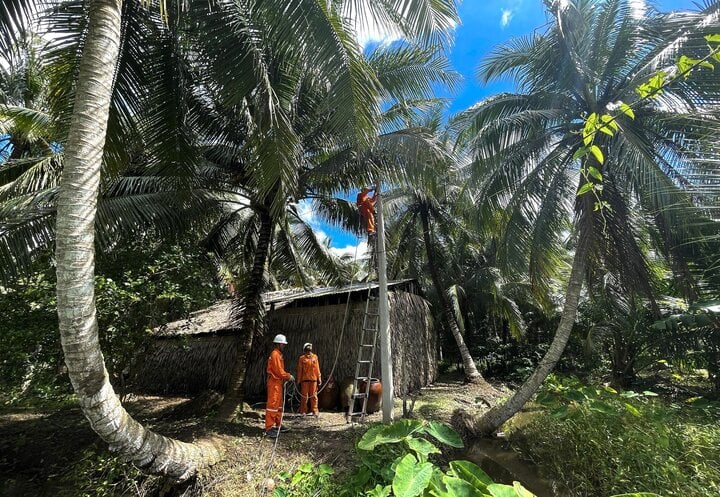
[[510, 375, 720, 497]]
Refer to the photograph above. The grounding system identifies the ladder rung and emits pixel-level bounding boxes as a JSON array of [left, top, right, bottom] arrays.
[[352, 393, 368, 398], [362, 327, 378, 332], [361, 344, 374, 347], [358, 360, 372, 364], [356, 376, 369, 380], [349, 412, 367, 416]]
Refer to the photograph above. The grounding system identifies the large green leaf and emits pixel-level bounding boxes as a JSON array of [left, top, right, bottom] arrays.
[[441, 476, 487, 497], [424, 421, 464, 448], [486, 484, 521, 497], [358, 420, 426, 450], [406, 437, 441, 458], [427, 468, 448, 497], [448, 461, 493, 490], [392, 454, 434, 497]]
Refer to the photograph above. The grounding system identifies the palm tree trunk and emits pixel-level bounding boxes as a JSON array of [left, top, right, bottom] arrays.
[[475, 233, 590, 436], [217, 210, 274, 421], [55, 0, 220, 480], [419, 209, 487, 385]]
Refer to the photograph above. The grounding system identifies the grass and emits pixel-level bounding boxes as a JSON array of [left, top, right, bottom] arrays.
[[507, 376, 720, 497]]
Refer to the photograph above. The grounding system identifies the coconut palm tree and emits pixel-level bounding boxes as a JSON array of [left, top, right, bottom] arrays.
[[4, 0, 462, 477], [456, 0, 720, 435], [379, 112, 488, 384], [210, 41, 463, 420], [53, 0, 222, 480]]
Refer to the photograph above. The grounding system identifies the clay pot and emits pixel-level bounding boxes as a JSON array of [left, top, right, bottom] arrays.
[[360, 378, 382, 414], [318, 375, 340, 410]]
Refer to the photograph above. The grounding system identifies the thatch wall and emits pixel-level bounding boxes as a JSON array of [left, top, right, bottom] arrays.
[[134, 335, 238, 394], [133, 290, 436, 398]]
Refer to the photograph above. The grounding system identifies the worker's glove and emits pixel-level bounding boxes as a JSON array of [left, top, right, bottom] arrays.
[[317, 379, 321, 386], [288, 375, 295, 383]]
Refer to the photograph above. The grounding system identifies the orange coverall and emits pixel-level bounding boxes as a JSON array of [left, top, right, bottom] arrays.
[[296, 352, 321, 415], [265, 347, 292, 431], [356, 190, 377, 234]]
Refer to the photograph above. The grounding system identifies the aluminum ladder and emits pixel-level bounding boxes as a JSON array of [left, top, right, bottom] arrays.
[[346, 283, 380, 422]]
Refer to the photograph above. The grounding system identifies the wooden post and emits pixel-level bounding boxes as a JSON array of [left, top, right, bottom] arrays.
[[375, 180, 394, 423]]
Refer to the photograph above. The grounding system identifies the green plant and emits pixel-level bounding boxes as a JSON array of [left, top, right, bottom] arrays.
[[273, 463, 336, 497], [0, 241, 223, 404], [339, 419, 535, 497], [510, 375, 720, 497], [59, 448, 162, 497]]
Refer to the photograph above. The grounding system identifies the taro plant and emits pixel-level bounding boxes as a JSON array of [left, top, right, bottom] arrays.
[[340, 418, 537, 497]]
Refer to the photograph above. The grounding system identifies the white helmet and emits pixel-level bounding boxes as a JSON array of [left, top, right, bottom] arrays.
[[273, 334, 288, 344]]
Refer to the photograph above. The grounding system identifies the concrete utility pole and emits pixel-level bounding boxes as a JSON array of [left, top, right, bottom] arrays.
[[375, 180, 394, 423]]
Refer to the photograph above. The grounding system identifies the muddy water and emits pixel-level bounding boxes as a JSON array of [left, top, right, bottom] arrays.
[[465, 439, 566, 497]]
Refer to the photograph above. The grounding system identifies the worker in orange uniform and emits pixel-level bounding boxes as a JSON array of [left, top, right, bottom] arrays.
[[265, 334, 294, 438], [356, 186, 378, 236], [296, 343, 322, 417]]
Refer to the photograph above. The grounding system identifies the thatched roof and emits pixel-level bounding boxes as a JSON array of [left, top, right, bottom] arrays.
[[156, 279, 419, 337]]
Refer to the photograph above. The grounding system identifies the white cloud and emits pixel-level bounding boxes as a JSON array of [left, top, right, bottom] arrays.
[[348, 3, 458, 48], [329, 240, 369, 260], [346, 3, 404, 47], [629, 0, 647, 19], [501, 9, 514, 28], [300, 200, 369, 261], [313, 228, 369, 261]]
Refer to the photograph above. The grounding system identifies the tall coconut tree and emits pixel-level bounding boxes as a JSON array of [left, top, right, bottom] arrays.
[[455, 0, 720, 435], [0, 0, 463, 424], [3, 0, 461, 478], [53, 0, 221, 479]]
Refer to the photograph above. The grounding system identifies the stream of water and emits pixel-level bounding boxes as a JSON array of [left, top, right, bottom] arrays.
[[465, 439, 565, 497]]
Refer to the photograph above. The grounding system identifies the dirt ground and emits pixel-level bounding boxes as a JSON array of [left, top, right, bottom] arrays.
[[0, 376, 507, 497]]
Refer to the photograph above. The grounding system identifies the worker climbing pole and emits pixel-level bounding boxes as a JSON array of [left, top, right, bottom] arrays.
[[355, 182, 394, 423], [356, 186, 378, 238]]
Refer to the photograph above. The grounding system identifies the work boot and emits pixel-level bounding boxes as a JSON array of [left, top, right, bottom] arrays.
[[265, 427, 279, 438], [278, 425, 291, 432]]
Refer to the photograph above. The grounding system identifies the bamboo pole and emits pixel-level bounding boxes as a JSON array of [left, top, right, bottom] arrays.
[[375, 180, 394, 423]]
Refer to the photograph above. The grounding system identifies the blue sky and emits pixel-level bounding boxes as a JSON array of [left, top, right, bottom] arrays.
[[316, 0, 698, 257]]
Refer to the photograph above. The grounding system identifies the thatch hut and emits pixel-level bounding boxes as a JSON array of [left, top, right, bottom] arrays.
[[133, 280, 437, 399]]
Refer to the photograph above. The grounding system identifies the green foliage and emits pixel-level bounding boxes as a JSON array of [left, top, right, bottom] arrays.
[[0, 241, 223, 403], [512, 375, 720, 497], [0, 256, 66, 402], [339, 420, 533, 497], [635, 71, 667, 98], [59, 448, 162, 497], [94, 242, 223, 389], [273, 463, 336, 497], [651, 303, 720, 392]]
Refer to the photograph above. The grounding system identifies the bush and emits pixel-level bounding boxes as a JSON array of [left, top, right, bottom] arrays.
[[0, 241, 224, 404], [510, 375, 720, 497]]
